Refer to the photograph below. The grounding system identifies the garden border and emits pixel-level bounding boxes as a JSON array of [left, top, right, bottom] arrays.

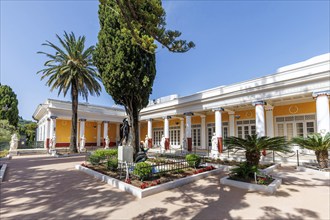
[[220, 176, 282, 194], [75, 164, 222, 198], [0, 164, 8, 182], [296, 166, 330, 177]]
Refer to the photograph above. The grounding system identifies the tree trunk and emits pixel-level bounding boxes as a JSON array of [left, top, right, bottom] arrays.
[[127, 107, 140, 159], [245, 150, 261, 167], [69, 82, 78, 153], [318, 150, 329, 169]]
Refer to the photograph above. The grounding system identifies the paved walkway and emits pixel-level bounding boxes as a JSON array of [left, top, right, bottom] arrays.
[[0, 155, 329, 220]]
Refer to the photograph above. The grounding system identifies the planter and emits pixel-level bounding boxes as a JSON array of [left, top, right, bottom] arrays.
[[0, 164, 8, 182], [260, 163, 281, 174], [296, 166, 330, 178], [76, 164, 222, 198], [220, 176, 282, 194], [205, 163, 233, 171], [0, 155, 12, 161]]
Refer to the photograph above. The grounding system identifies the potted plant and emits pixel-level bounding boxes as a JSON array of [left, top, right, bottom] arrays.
[[224, 134, 291, 167], [291, 132, 330, 169]]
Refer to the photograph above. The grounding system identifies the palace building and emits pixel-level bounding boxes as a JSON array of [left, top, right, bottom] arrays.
[[33, 53, 330, 153]]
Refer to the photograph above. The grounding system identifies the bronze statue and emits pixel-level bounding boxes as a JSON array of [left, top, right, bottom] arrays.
[[120, 118, 130, 145]]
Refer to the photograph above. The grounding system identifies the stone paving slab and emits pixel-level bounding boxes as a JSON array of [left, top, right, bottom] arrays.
[[0, 154, 329, 219]]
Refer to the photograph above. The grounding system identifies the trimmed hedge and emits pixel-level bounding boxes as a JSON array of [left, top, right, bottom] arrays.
[[88, 149, 118, 165], [133, 162, 152, 181], [185, 154, 201, 168]]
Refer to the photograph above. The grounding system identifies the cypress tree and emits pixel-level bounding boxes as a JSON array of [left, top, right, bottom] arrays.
[[94, 0, 156, 156]]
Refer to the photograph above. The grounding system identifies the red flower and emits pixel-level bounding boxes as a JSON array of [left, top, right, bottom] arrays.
[[125, 178, 131, 184], [140, 182, 148, 189]]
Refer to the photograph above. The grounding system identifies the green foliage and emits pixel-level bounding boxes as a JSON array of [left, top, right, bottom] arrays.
[[0, 85, 19, 127], [89, 149, 118, 166], [18, 120, 37, 146], [185, 154, 201, 168], [291, 133, 330, 169], [0, 149, 9, 158], [133, 162, 152, 180], [94, 1, 157, 153], [99, 0, 195, 53], [225, 134, 291, 166], [107, 158, 118, 171], [38, 32, 102, 153], [229, 162, 259, 180], [291, 133, 330, 151], [93, 149, 118, 159], [0, 120, 15, 142], [88, 154, 101, 166]]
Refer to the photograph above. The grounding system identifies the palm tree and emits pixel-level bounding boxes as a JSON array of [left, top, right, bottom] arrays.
[[38, 32, 101, 153], [224, 134, 291, 166], [291, 133, 330, 169]]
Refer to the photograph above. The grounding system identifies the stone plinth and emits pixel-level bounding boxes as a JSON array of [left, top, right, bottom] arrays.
[[118, 145, 133, 163]]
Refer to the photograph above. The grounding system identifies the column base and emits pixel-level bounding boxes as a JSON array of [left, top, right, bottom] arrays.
[[187, 138, 192, 152], [165, 138, 170, 150], [211, 150, 220, 159], [148, 138, 153, 148], [217, 137, 223, 153]]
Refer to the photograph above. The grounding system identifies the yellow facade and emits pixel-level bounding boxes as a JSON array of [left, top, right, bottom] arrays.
[[85, 121, 97, 143], [140, 122, 148, 141], [273, 102, 316, 116], [56, 119, 71, 143], [235, 109, 255, 120]]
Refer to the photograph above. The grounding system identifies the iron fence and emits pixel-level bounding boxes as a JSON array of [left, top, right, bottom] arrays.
[[117, 157, 207, 180]]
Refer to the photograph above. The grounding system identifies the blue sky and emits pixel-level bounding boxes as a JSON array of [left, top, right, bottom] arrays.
[[1, 0, 329, 120]]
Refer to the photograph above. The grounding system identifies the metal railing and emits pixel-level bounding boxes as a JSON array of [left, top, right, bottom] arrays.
[[118, 157, 207, 180]]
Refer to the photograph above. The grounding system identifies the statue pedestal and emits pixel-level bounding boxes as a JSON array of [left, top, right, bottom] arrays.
[[118, 145, 133, 163], [211, 149, 219, 159], [9, 150, 18, 156]]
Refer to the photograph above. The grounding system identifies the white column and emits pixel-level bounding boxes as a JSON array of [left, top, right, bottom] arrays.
[[184, 112, 193, 152], [79, 119, 86, 151], [49, 116, 57, 149], [201, 115, 206, 149], [254, 101, 266, 137], [79, 119, 86, 140], [147, 119, 153, 139], [185, 115, 192, 139], [314, 91, 330, 135], [180, 118, 185, 146], [163, 116, 171, 150], [97, 122, 101, 146], [44, 118, 50, 148], [164, 117, 169, 139], [213, 108, 224, 154], [103, 121, 109, 148], [229, 112, 235, 137], [265, 106, 274, 137], [147, 119, 153, 148], [215, 110, 222, 138]]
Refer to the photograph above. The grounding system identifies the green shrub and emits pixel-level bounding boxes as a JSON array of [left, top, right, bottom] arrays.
[[133, 162, 152, 181], [88, 154, 101, 165], [89, 149, 118, 165], [229, 162, 259, 180], [107, 158, 118, 171], [93, 149, 117, 159], [0, 149, 9, 158], [185, 154, 201, 168]]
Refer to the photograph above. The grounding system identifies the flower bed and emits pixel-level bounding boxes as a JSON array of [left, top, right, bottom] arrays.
[[76, 164, 221, 198], [81, 162, 216, 189]]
